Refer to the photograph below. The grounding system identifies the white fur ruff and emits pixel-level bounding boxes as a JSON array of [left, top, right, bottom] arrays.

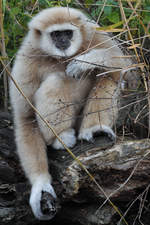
[[40, 23, 82, 58]]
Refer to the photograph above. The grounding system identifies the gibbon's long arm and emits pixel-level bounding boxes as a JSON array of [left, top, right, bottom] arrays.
[[66, 46, 132, 79], [10, 67, 57, 220]]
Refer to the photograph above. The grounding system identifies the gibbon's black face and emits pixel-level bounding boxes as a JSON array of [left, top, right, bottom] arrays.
[[50, 29, 73, 50]]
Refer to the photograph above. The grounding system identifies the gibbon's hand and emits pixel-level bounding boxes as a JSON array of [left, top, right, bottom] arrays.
[[66, 53, 98, 79], [66, 59, 84, 79], [29, 177, 57, 220]]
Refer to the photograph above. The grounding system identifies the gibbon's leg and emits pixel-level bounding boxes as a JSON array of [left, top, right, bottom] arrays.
[[34, 75, 90, 149], [78, 75, 119, 141]]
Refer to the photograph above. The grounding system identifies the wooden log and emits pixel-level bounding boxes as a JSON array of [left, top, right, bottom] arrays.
[[0, 111, 150, 225]]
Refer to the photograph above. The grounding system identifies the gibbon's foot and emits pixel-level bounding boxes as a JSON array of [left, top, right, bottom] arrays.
[[52, 128, 76, 149], [78, 125, 116, 142], [29, 177, 57, 220]]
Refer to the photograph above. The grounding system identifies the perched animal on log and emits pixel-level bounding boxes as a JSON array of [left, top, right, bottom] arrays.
[[10, 7, 137, 220]]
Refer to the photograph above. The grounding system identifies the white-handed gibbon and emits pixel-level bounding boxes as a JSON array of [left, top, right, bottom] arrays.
[[10, 7, 138, 220]]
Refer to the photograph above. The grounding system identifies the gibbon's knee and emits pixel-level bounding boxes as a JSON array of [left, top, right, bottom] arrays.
[[78, 77, 119, 141]]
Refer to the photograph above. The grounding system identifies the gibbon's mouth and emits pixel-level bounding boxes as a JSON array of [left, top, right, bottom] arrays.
[[52, 53, 70, 59], [53, 49, 73, 59]]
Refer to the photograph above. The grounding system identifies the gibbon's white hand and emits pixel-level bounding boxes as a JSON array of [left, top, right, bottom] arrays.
[[66, 59, 85, 79], [29, 178, 57, 220]]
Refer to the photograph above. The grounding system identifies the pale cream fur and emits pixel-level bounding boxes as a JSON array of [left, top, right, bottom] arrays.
[[10, 7, 136, 220]]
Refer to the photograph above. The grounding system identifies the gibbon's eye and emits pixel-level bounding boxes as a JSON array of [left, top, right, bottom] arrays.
[[50, 30, 73, 40], [64, 30, 73, 39], [51, 31, 61, 39]]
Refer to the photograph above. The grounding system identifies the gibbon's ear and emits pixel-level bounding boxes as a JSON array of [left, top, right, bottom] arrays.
[[34, 29, 42, 36], [28, 20, 43, 37], [28, 17, 43, 37]]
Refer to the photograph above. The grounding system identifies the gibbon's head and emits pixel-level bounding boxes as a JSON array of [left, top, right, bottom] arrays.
[[28, 7, 88, 58]]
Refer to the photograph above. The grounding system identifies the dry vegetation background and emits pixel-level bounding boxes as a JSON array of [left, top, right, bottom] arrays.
[[0, 1, 150, 225]]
